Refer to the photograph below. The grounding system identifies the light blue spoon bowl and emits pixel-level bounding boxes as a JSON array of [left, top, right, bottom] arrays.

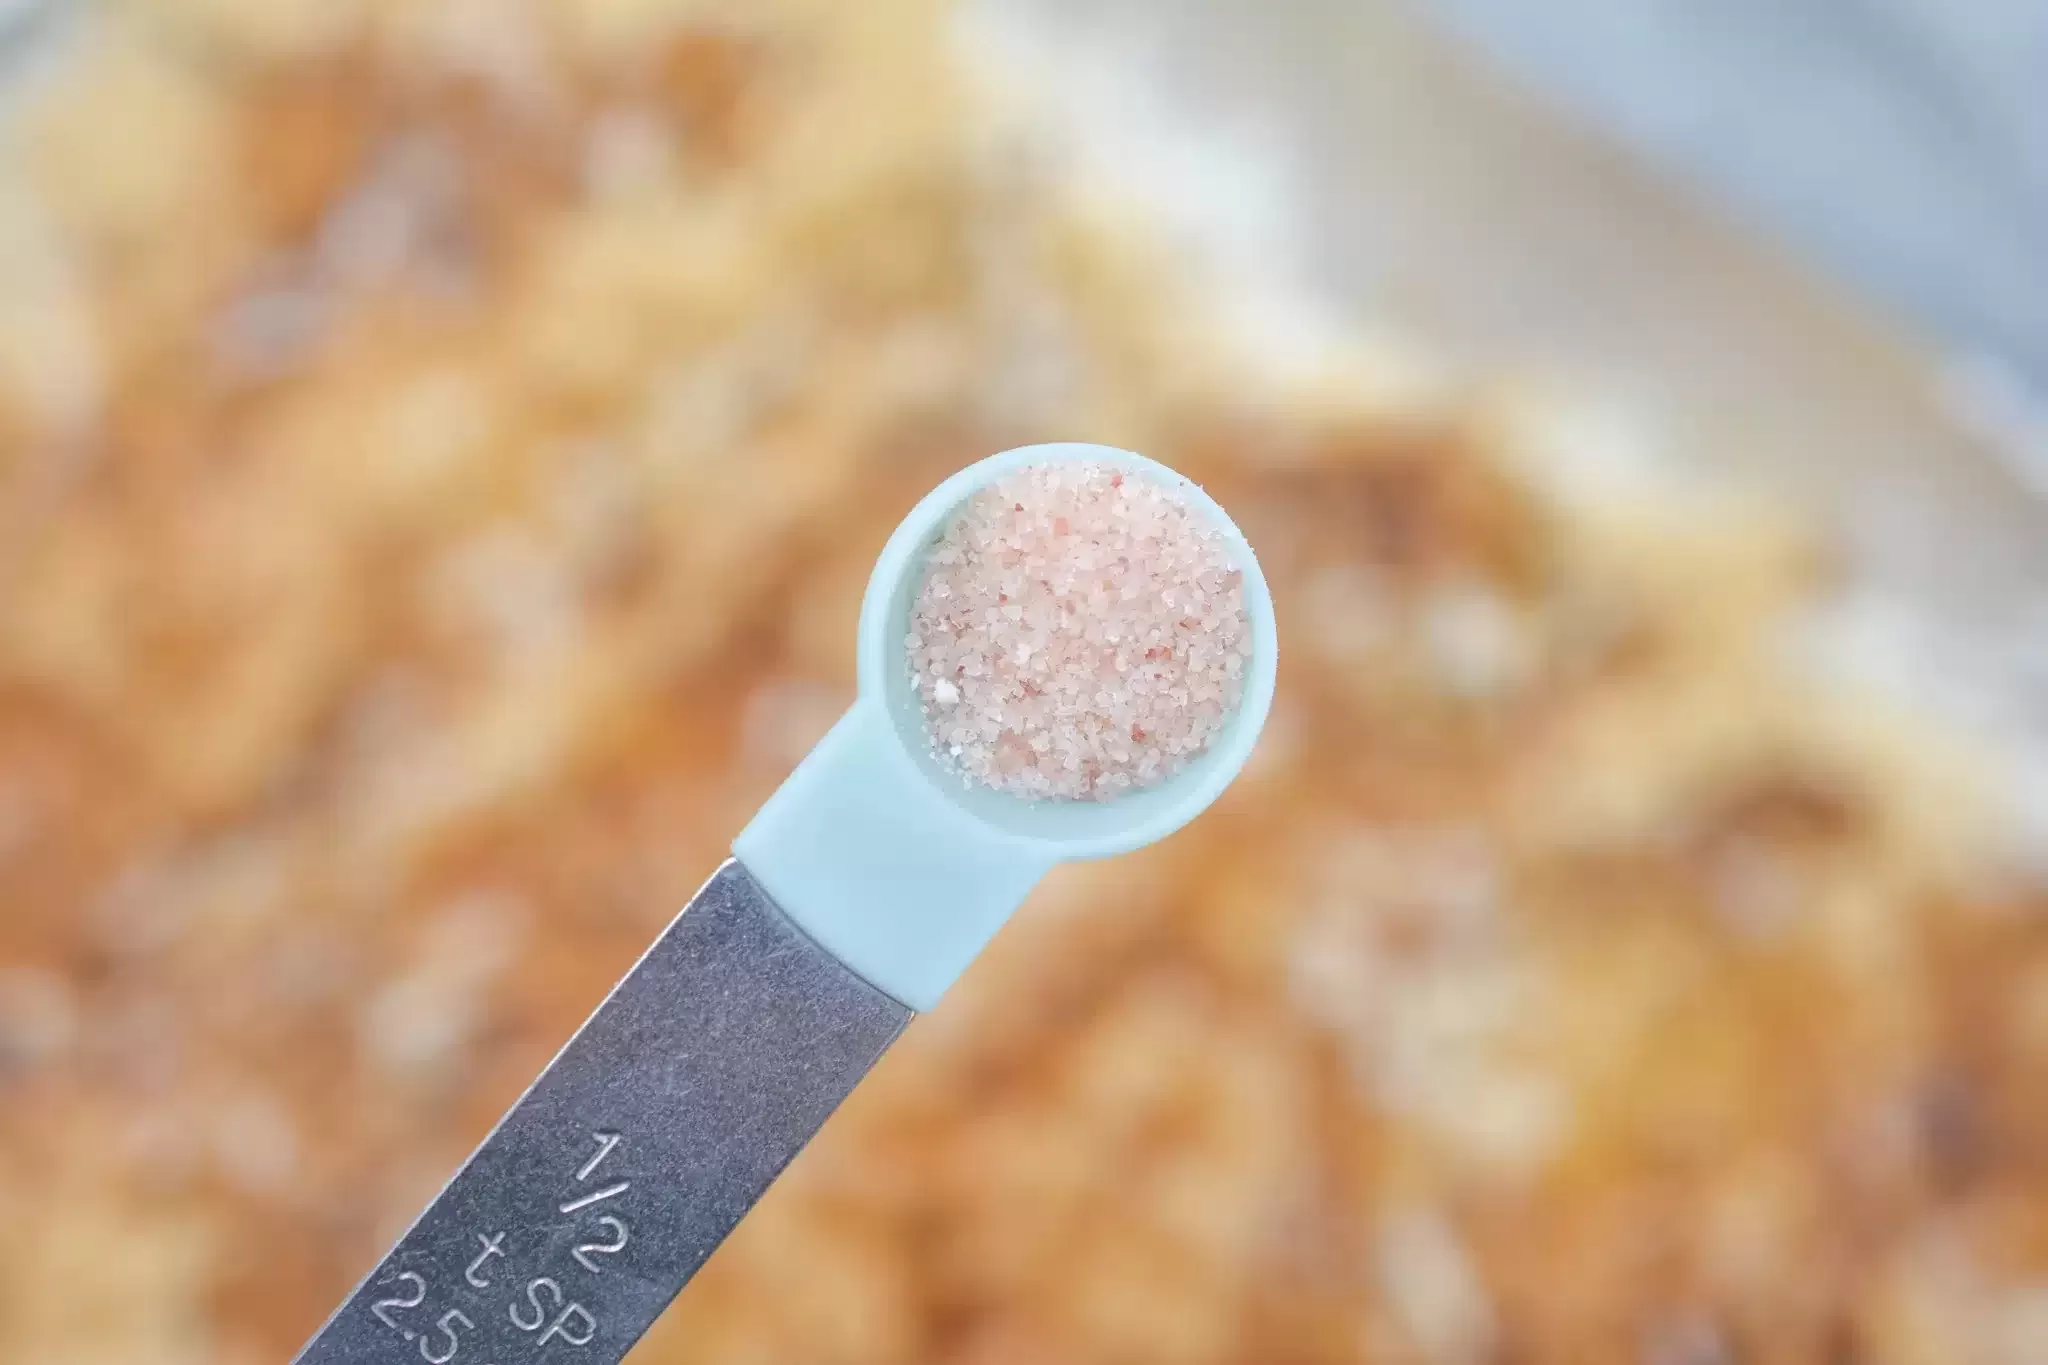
[[735, 443, 1278, 1010]]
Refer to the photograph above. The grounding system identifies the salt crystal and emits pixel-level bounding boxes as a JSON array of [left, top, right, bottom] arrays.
[[908, 461, 1251, 801]]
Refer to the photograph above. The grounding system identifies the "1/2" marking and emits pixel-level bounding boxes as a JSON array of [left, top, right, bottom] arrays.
[[562, 1129, 633, 1280]]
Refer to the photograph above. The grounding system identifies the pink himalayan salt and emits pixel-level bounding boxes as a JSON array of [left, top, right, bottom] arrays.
[[907, 461, 1252, 801]]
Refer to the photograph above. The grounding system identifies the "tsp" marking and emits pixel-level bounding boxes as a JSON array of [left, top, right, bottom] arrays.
[[508, 1276, 597, 1347]]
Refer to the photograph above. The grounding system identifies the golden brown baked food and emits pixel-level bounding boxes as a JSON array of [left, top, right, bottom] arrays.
[[1, 4, 2042, 1363]]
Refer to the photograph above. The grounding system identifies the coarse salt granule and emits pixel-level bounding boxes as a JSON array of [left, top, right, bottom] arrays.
[[907, 461, 1253, 801]]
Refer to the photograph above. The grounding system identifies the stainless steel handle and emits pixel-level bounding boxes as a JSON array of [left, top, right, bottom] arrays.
[[293, 859, 912, 1364]]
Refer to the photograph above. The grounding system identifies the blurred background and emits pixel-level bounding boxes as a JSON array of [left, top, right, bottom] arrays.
[[0, 2, 2045, 1363]]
